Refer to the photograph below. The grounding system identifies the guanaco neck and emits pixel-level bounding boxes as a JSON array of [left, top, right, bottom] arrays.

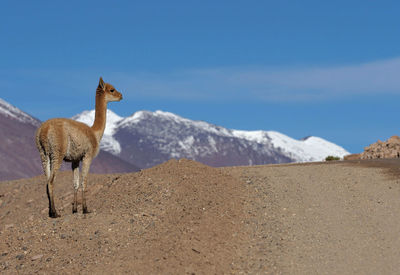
[[91, 90, 107, 142]]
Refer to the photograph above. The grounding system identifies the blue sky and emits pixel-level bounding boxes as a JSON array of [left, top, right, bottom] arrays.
[[1, 1, 400, 153]]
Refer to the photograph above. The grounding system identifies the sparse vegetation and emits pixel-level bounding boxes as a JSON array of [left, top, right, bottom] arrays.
[[325, 156, 341, 161]]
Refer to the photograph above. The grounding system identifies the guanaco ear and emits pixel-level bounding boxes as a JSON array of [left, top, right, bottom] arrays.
[[98, 77, 106, 91]]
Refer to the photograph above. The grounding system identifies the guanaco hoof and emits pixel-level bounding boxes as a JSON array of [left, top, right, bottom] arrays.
[[49, 211, 60, 219]]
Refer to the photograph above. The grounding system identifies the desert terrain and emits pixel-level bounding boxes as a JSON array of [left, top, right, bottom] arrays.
[[1, 158, 400, 274]]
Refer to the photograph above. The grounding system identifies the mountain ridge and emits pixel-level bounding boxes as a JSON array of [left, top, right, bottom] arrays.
[[73, 109, 350, 168]]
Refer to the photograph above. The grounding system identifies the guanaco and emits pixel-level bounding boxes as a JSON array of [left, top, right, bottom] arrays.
[[35, 77, 123, 218]]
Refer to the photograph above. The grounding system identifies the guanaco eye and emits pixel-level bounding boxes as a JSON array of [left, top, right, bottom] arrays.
[[110, 89, 115, 93]]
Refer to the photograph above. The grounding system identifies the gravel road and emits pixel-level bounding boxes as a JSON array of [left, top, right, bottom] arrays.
[[225, 160, 400, 274]]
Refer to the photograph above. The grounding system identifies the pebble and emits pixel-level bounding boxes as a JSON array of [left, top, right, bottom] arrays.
[[31, 254, 43, 261]]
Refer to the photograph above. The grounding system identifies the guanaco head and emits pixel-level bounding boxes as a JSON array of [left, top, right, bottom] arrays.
[[97, 77, 123, 102]]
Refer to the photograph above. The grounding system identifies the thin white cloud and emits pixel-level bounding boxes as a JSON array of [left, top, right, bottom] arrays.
[[115, 57, 400, 102], [4, 57, 400, 103]]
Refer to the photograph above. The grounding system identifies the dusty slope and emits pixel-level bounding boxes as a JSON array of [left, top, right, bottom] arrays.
[[0, 159, 248, 274], [1, 159, 400, 274]]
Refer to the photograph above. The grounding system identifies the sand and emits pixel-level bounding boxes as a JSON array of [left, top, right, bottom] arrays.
[[1, 158, 400, 274]]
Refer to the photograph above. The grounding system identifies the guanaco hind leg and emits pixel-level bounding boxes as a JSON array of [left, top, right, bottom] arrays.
[[47, 157, 62, 218]]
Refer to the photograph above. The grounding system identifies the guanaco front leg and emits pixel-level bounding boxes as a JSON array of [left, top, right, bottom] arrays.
[[81, 157, 92, 214], [72, 161, 80, 214]]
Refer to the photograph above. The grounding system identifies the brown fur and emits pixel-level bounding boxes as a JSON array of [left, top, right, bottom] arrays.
[[35, 77, 122, 218]]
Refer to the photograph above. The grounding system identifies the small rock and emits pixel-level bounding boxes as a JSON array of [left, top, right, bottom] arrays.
[[4, 224, 14, 230], [16, 254, 24, 260], [31, 254, 43, 261], [192, 248, 201, 254]]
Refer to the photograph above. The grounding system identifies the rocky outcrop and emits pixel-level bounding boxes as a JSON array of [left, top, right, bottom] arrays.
[[360, 136, 400, 159]]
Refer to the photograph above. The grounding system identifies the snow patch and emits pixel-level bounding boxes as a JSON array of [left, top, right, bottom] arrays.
[[179, 136, 195, 151], [232, 130, 269, 144], [208, 136, 217, 152], [72, 109, 123, 155]]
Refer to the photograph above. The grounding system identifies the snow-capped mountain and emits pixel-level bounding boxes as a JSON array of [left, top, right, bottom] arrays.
[[0, 98, 41, 127], [73, 109, 350, 168], [0, 99, 42, 180], [232, 130, 349, 162]]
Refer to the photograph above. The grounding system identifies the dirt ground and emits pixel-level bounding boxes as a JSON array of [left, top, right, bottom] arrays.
[[1, 158, 400, 274]]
